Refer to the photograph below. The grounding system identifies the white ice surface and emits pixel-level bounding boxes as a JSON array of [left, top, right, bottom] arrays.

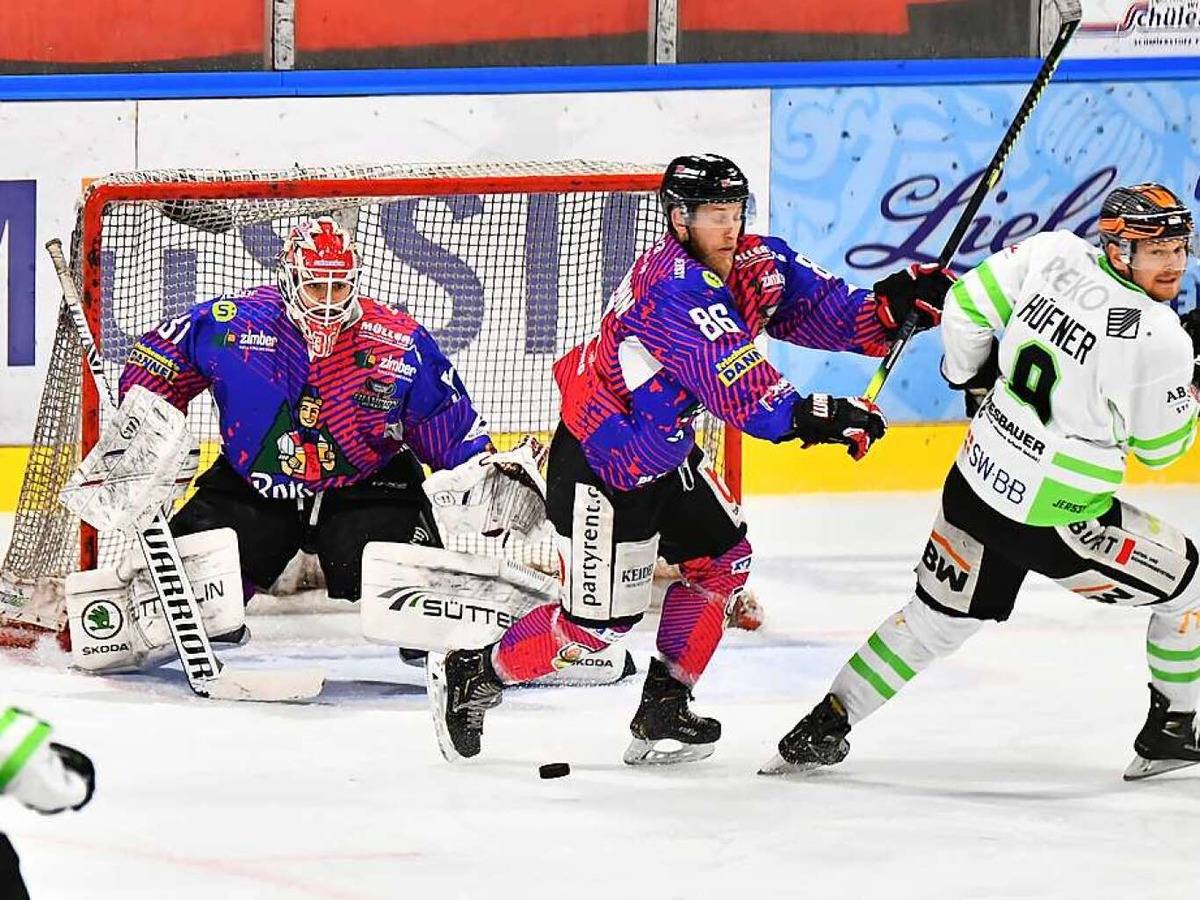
[[3, 489, 1200, 899]]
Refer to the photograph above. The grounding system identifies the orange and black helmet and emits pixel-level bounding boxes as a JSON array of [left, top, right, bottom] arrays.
[[1098, 183, 1193, 248]]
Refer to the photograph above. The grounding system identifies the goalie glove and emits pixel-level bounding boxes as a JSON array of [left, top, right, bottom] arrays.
[[59, 384, 199, 536], [423, 436, 549, 542], [790, 394, 887, 461]]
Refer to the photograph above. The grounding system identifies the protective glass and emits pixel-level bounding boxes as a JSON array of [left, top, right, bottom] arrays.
[[1126, 234, 1197, 271], [680, 194, 757, 230]]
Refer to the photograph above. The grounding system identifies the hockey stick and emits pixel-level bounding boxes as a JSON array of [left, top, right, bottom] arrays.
[[862, 0, 1083, 402], [46, 239, 324, 702]]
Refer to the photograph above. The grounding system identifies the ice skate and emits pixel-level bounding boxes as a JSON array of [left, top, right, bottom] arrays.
[[427, 648, 504, 762], [1123, 684, 1200, 781], [759, 693, 851, 776], [623, 658, 720, 766]]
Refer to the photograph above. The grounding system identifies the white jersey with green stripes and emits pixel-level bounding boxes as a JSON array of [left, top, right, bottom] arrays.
[[943, 230, 1198, 526], [0, 706, 52, 793]]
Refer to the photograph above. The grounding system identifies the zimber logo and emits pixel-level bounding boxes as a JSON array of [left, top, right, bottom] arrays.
[[225, 330, 277, 351]]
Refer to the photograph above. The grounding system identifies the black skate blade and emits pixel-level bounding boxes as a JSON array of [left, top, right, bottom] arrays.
[[425, 652, 463, 763], [1123, 754, 1200, 781], [757, 752, 827, 776], [623, 737, 715, 766]]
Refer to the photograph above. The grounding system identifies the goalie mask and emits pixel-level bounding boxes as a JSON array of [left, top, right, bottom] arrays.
[[1098, 183, 1196, 269], [660, 153, 757, 236], [279, 217, 361, 358]]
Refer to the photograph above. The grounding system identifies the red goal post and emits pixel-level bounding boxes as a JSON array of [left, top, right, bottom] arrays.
[[2, 160, 742, 641]]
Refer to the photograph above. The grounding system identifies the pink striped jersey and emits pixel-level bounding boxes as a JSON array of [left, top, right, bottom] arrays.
[[120, 286, 492, 499], [553, 232, 890, 490]]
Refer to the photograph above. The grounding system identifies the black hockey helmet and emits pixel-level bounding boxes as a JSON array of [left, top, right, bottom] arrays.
[[660, 153, 753, 232], [1098, 182, 1194, 261]]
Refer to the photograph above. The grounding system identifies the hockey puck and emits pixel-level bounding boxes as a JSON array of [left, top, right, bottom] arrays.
[[539, 762, 570, 779]]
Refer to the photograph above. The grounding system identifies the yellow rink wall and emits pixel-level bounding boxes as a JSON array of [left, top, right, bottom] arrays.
[[4, 424, 1200, 511]]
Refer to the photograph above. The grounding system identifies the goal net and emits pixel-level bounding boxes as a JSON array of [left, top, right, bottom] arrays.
[[1, 160, 741, 641]]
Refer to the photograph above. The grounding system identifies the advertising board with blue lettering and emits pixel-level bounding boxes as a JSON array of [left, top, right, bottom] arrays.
[[768, 79, 1200, 421]]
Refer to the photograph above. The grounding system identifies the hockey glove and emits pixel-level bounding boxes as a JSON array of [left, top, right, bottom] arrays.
[[874, 263, 956, 335], [1179, 307, 1200, 387], [946, 337, 1000, 418], [791, 394, 887, 461], [2, 709, 95, 815]]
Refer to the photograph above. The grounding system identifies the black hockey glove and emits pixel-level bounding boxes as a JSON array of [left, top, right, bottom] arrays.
[[791, 393, 887, 461], [874, 263, 956, 335], [947, 337, 1001, 418], [1179, 308, 1200, 387], [48, 742, 96, 812]]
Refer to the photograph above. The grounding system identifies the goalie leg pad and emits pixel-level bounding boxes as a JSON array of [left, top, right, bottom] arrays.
[[66, 568, 145, 673], [67, 528, 246, 674], [360, 542, 557, 652]]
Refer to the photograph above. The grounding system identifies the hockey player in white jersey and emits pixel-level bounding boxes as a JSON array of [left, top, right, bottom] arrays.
[[763, 183, 1200, 781], [0, 707, 95, 897]]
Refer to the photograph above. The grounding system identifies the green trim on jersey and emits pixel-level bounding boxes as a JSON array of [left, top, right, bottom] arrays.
[[1098, 254, 1148, 296], [950, 281, 990, 328], [976, 261, 1014, 324], [1050, 452, 1124, 484], [1137, 444, 1193, 469], [1129, 412, 1198, 451], [1027, 478, 1115, 526], [0, 710, 52, 791]]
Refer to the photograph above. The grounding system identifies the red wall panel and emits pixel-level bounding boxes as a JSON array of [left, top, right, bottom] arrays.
[[0, 0, 262, 64]]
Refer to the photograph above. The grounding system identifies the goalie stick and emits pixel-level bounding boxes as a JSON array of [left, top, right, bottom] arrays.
[[46, 238, 324, 702], [862, 0, 1083, 402]]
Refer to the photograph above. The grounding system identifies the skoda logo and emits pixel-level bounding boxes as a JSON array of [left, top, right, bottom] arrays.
[[81, 599, 124, 640]]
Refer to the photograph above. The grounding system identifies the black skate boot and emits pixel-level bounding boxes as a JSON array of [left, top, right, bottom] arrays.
[[623, 657, 721, 766], [759, 693, 851, 776], [427, 647, 504, 762], [1124, 684, 1200, 781]]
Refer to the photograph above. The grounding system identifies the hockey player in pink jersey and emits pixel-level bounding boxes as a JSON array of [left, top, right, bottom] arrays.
[[428, 153, 953, 764]]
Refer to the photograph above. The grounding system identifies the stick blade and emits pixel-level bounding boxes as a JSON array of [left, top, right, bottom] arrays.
[[204, 667, 326, 702]]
